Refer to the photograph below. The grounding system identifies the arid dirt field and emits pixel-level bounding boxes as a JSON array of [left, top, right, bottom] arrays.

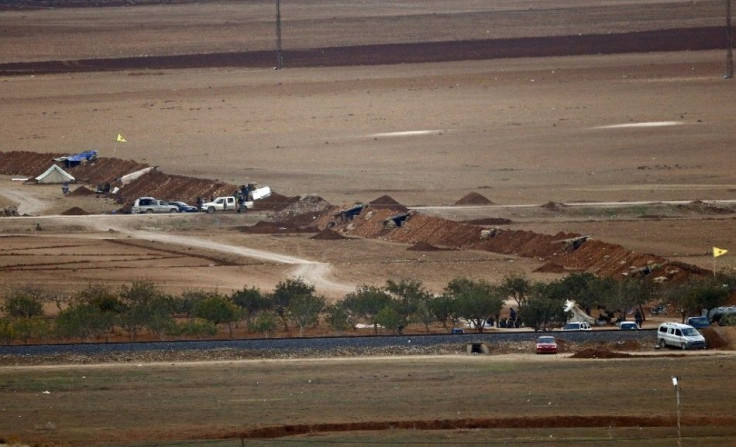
[[1, 0, 736, 297], [2, 0, 736, 445], [1, 353, 735, 446]]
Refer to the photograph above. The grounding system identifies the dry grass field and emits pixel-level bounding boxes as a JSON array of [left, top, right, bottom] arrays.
[[2, 0, 736, 445], [1, 354, 735, 446]]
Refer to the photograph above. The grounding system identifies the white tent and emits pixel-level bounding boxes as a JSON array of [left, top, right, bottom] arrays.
[[35, 164, 75, 184]]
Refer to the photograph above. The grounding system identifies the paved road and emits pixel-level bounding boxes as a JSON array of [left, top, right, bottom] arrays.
[[0, 329, 657, 356]]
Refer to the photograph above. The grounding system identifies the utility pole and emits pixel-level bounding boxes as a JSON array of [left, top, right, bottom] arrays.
[[672, 376, 682, 447], [275, 0, 283, 70], [727, 0, 734, 78]]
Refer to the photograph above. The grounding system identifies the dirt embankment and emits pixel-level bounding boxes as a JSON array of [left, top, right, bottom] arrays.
[[324, 197, 708, 281], [0, 151, 296, 211], [0, 151, 711, 280]]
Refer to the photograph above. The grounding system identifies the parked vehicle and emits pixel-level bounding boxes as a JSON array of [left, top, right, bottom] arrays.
[[657, 322, 706, 350], [685, 316, 710, 329], [618, 321, 640, 330], [131, 197, 179, 214], [649, 304, 668, 316], [200, 196, 252, 213], [562, 321, 592, 331], [536, 336, 558, 354], [708, 306, 736, 325], [168, 201, 198, 213]]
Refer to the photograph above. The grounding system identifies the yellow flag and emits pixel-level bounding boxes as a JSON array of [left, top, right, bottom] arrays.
[[713, 247, 728, 258], [116, 133, 127, 143]]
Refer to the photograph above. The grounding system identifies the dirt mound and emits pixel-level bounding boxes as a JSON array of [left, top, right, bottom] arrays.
[[332, 208, 706, 280], [310, 229, 348, 240], [570, 348, 634, 359], [0, 151, 60, 177], [541, 201, 566, 210], [463, 217, 512, 225], [455, 192, 493, 205], [283, 210, 329, 228], [534, 262, 569, 273], [69, 185, 96, 196], [701, 327, 731, 349], [255, 192, 297, 211], [369, 195, 408, 212], [407, 241, 443, 251], [61, 207, 89, 215]]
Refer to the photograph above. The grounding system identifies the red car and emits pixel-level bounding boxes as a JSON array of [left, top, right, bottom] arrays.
[[536, 336, 558, 354]]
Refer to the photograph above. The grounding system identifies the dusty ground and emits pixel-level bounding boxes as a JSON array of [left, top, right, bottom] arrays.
[[1, 0, 736, 299], [2, 1, 736, 445], [1, 353, 735, 445]]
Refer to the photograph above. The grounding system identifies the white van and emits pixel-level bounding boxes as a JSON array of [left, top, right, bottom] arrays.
[[562, 321, 592, 331], [657, 322, 706, 350]]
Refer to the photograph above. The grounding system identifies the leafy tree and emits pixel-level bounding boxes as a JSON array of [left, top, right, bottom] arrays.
[[176, 320, 218, 338], [384, 279, 430, 334], [75, 283, 124, 313], [55, 304, 115, 342], [177, 290, 210, 320], [288, 293, 325, 337], [252, 310, 278, 338], [429, 293, 457, 329], [521, 283, 571, 331], [271, 278, 316, 332], [413, 295, 437, 334], [665, 277, 731, 322], [47, 291, 72, 313], [595, 277, 655, 323], [11, 317, 49, 344], [192, 292, 241, 337], [144, 295, 177, 340], [118, 280, 166, 340], [374, 305, 402, 334], [518, 296, 567, 331], [500, 273, 532, 308], [0, 317, 14, 345], [231, 287, 270, 330], [342, 285, 393, 334], [324, 303, 352, 334], [2, 289, 45, 318], [544, 272, 599, 314], [448, 278, 503, 333]]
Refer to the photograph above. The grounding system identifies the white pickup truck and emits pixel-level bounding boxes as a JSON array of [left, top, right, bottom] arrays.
[[200, 186, 271, 213], [200, 196, 250, 213]]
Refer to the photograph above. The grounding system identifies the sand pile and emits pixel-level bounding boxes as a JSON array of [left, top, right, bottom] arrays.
[[61, 207, 89, 215], [69, 185, 95, 196], [369, 195, 408, 212], [455, 192, 493, 205], [310, 229, 348, 240]]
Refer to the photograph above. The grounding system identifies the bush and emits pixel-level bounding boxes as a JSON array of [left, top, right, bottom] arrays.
[[0, 318, 15, 345], [177, 320, 218, 338]]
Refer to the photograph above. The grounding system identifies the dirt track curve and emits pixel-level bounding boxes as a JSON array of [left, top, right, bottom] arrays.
[[0, 26, 727, 75]]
